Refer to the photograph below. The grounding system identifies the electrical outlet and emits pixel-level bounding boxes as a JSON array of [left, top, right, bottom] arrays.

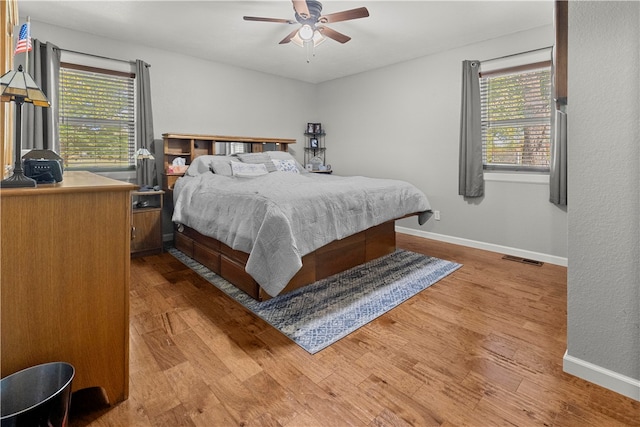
[[434, 210, 440, 221]]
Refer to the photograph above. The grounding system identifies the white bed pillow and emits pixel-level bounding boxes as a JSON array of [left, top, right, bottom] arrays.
[[231, 161, 268, 177], [272, 159, 300, 174], [265, 151, 308, 173]]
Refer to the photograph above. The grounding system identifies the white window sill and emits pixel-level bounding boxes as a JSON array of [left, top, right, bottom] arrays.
[[484, 172, 549, 185]]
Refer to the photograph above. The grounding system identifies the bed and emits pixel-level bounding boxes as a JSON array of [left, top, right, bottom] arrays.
[[172, 151, 432, 300]]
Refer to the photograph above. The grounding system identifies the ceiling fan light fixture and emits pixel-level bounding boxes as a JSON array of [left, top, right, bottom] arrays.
[[312, 30, 326, 46], [291, 29, 325, 48], [244, 1, 369, 49], [298, 24, 314, 41]]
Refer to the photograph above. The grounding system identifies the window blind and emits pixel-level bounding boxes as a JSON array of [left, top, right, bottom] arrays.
[[480, 66, 551, 171], [228, 142, 249, 154], [59, 66, 135, 170]]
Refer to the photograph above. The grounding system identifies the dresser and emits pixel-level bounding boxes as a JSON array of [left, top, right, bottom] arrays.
[[0, 171, 135, 404]]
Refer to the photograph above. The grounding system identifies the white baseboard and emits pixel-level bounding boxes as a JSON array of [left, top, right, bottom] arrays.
[[395, 227, 568, 267], [563, 351, 640, 401]]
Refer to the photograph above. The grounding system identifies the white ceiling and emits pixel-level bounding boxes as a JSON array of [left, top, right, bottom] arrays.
[[19, 0, 554, 84]]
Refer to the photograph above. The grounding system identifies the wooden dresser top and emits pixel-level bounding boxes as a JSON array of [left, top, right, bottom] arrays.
[[0, 171, 136, 197]]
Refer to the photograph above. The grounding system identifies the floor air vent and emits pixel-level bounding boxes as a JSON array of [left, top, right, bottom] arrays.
[[502, 255, 544, 267]]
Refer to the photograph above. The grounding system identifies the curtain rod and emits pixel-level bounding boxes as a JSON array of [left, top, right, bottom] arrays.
[[482, 46, 553, 64], [58, 47, 141, 66]]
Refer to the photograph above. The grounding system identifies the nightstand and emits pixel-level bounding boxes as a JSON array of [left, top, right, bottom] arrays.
[[131, 189, 164, 257], [162, 172, 183, 192]]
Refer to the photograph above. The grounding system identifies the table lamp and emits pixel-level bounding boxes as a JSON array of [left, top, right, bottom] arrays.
[[0, 65, 50, 188], [134, 148, 155, 191]]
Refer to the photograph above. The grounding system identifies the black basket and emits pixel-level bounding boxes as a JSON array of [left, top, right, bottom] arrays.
[[1, 362, 75, 427]]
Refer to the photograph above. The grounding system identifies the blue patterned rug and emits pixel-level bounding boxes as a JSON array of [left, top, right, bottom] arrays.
[[168, 248, 462, 354]]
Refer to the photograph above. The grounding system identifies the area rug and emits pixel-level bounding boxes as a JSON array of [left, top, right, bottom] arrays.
[[168, 248, 462, 354]]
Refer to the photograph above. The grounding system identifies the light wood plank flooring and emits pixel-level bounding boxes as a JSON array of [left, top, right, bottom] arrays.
[[69, 234, 639, 426]]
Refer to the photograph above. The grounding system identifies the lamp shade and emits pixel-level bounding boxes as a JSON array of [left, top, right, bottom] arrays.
[[0, 65, 50, 107], [134, 148, 154, 160]]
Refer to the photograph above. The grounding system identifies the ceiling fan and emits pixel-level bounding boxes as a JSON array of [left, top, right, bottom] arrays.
[[243, 0, 369, 47]]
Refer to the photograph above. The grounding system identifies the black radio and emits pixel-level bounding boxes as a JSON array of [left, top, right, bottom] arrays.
[[23, 150, 64, 184]]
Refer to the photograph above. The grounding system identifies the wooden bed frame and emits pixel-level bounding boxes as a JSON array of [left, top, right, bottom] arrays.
[[174, 220, 397, 301], [166, 132, 412, 301]]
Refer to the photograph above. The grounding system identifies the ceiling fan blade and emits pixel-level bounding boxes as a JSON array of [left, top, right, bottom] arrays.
[[292, 0, 311, 19], [317, 26, 351, 44], [279, 28, 300, 44], [319, 7, 369, 24], [243, 16, 296, 24]]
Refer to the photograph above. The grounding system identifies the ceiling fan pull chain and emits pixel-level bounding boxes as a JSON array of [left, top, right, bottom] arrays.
[[305, 40, 312, 63]]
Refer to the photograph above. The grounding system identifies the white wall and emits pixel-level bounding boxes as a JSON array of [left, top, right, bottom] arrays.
[[29, 20, 318, 234], [564, 1, 639, 400], [316, 25, 568, 261], [29, 21, 316, 158], [27, 7, 640, 400], [29, 20, 567, 263]]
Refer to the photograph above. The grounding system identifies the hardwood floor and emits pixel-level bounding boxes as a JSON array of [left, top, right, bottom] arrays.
[[69, 234, 639, 426]]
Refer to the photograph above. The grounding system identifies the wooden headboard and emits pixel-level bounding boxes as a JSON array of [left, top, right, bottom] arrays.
[[161, 133, 297, 191]]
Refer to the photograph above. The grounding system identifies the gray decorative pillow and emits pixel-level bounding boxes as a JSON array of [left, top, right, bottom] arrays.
[[185, 155, 217, 176], [210, 157, 238, 176], [236, 152, 277, 172]]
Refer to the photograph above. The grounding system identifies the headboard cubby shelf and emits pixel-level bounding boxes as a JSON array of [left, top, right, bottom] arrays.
[[162, 133, 296, 191]]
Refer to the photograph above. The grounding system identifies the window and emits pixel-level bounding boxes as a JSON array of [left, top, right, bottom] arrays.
[[228, 142, 248, 154], [213, 142, 249, 155], [480, 61, 551, 172], [59, 63, 135, 170]]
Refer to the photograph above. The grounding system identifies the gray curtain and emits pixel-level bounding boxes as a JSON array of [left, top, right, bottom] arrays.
[[135, 59, 156, 186], [22, 39, 60, 152], [458, 60, 484, 198], [549, 106, 567, 205]]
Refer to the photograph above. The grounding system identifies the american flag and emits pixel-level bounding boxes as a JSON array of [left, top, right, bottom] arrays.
[[14, 23, 32, 54]]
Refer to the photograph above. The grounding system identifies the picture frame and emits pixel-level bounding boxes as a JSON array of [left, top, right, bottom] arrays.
[[310, 137, 319, 148], [313, 123, 322, 134], [306, 123, 315, 134]]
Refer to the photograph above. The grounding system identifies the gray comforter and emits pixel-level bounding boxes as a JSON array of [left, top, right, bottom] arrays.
[[172, 171, 431, 296]]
